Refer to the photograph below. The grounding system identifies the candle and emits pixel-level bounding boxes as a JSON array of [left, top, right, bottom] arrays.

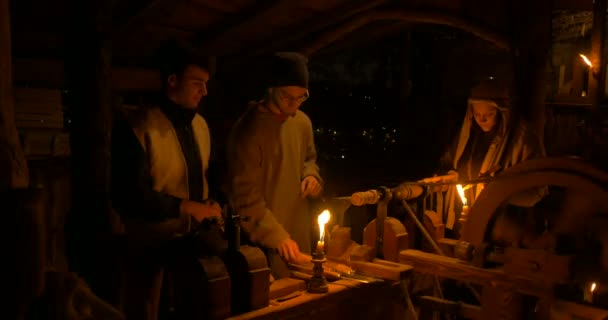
[[316, 241, 325, 255], [584, 282, 597, 303], [316, 210, 331, 255]]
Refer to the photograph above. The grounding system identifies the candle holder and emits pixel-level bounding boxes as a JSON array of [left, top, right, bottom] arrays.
[[307, 251, 328, 293]]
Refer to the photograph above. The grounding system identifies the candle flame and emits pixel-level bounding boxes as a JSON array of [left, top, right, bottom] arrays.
[[591, 282, 597, 292], [318, 209, 331, 240], [580, 54, 593, 67], [456, 184, 467, 206]]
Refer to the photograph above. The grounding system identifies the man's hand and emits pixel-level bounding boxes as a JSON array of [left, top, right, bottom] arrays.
[[181, 199, 222, 223], [301, 176, 322, 198], [277, 238, 308, 263]]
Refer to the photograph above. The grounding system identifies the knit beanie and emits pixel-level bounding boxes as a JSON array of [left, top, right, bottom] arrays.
[[469, 78, 510, 101], [263, 52, 309, 89]]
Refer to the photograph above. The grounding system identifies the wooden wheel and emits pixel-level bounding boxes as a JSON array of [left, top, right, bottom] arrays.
[[462, 157, 608, 247]]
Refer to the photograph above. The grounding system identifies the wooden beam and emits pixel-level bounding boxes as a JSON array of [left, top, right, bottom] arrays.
[[111, 0, 184, 39], [508, 0, 552, 138], [65, 0, 117, 303], [192, 0, 293, 53], [589, 0, 606, 110], [0, 0, 29, 190], [195, 0, 292, 55], [13, 58, 161, 91], [299, 8, 510, 56], [312, 21, 410, 58], [399, 250, 553, 297], [249, 0, 387, 55]]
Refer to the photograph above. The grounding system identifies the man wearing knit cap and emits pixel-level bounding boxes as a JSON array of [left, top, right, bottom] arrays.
[[226, 52, 323, 264]]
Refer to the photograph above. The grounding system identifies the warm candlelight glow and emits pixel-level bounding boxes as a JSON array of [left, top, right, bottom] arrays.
[[456, 184, 467, 206], [318, 210, 331, 241], [584, 282, 597, 303], [580, 54, 593, 67]]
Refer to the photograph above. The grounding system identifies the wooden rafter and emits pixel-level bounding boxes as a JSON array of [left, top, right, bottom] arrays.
[[194, 0, 293, 55], [299, 8, 510, 56], [311, 21, 410, 58], [249, 0, 387, 56], [111, 0, 184, 39]]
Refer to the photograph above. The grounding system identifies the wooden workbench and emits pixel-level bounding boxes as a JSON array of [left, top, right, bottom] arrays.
[[229, 279, 406, 320]]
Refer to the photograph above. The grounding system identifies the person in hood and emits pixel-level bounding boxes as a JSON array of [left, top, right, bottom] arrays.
[[421, 77, 546, 237], [226, 52, 323, 265]]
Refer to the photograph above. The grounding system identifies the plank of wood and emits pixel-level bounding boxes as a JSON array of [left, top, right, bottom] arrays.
[[13, 58, 162, 92], [269, 278, 306, 300], [350, 259, 413, 281], [227, 282, 404, 320]]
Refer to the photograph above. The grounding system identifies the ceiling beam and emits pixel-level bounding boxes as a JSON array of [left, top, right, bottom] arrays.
[[312, 21, 410, 58], [194, 0, 293, 55], [111, 0, 184, 40], [298, 8, 510, 57], [247, 0, 387, 56], [13, 58, 162, 92]]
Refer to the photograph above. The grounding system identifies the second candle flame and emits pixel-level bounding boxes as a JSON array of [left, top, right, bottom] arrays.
[[456, 184, 467, 206]]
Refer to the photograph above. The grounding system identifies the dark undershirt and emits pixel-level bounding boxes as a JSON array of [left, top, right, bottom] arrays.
[[159, 98, 204, 202], [456, 124, 498, 180]]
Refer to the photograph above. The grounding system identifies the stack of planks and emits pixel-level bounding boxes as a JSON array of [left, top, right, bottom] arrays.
[[14, 87, 70, 158]]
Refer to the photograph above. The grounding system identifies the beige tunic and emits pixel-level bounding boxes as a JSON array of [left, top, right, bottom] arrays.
[[123, 106, 211, 245], [226, 105, 322, 253]]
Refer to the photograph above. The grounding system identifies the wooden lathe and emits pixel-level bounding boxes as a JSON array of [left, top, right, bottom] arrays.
[[174, 157, 608, 319], [345, 157, 608, 319]]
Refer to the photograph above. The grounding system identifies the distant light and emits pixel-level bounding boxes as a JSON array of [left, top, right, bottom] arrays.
[[488, 76, 495, 80], [341, 155, 345, 159], [580, 54, 593, 67]]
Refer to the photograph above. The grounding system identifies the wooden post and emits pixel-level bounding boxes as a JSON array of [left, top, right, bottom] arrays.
[[509, 0, 552, 142], [589, 0, 606, 111], [64, 0, 117, 304], [0, 0, 29, 189]]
